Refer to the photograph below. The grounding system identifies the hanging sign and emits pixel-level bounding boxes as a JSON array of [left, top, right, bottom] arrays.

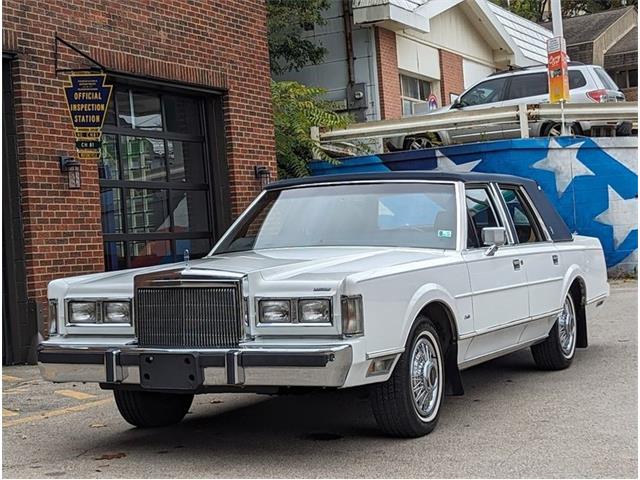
[[547, 37, 570, 104], [63, 73, 113, 160]]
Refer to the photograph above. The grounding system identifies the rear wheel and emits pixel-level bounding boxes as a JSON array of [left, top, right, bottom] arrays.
[[531, 293, 577, 370], [370, 319, 445, 437], [114, 389, 193, 428], [542, 122, 582, 137]]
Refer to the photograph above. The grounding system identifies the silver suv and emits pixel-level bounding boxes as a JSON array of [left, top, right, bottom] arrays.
[[399, 63, 627, 148]]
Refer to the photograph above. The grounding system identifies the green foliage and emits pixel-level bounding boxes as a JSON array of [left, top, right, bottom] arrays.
[[491, 0, 636, 22], [267, 0, 331, 76], [271, 80, 351, 178]]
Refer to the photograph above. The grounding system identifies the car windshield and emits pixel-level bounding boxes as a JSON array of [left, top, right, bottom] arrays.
[[214, 183, 458, 253]]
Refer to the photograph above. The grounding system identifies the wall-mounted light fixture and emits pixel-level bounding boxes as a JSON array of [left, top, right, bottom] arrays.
[[254, 165, 272, 189], [59, 155, 81, 189]]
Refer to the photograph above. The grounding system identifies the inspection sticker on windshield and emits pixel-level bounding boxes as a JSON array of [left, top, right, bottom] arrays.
[[438, 230, 452, 238]]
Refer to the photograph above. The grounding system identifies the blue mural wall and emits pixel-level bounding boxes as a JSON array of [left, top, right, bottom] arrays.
[[311, 137, 638, 274]]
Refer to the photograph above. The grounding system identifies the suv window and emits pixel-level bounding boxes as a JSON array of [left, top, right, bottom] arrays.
[[466, 187, 502, 248], [594, 68, 618, 90], [499, 186, 544, 243], [569, 70, 587, 89], [506, 72, 548, 99], [459, 78, 507, 107]]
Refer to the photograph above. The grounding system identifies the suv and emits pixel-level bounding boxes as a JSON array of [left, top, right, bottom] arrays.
[[398, 63, 627, 148]]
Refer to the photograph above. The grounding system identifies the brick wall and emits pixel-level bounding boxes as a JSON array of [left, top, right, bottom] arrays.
[[3, 0, 276, 313], [439, 50, 464, 105], [374, 27, 402, 119]]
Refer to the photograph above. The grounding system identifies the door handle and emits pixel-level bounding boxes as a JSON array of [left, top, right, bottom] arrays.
[[512, 259, 522, 270], [552, 254, 559, 265]]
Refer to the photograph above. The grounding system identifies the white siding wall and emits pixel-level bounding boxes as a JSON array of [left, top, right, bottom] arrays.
[[396, 34, 440, 79], [462, 58, 495, 88]]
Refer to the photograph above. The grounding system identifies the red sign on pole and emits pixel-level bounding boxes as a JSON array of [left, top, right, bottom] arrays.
[[547, 36, 570, 104]]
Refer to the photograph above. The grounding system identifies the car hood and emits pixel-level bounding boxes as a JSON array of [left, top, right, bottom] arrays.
[[50, 247, 457, 297]]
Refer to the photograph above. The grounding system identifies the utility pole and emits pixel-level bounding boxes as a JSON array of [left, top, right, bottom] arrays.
[[549, 0, 569, 135]]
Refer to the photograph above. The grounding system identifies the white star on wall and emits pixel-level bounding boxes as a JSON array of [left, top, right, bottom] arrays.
[[531, 139, 594, 196], [433, 152, 481, 172], [595, 186, 638, 248]]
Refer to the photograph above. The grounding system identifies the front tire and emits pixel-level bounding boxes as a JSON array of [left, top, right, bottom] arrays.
[[114, 389, 193, 428], [370, 319, 445, 437], [531, 293, 577, 370]]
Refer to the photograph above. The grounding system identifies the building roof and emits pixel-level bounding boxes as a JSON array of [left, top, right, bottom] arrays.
[[352, 0, 553, 66], [605, 26, 638, 55], [540, 7, 636, 45]]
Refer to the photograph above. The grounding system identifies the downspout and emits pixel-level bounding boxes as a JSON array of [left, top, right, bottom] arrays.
[[342, 0, 356, 87]]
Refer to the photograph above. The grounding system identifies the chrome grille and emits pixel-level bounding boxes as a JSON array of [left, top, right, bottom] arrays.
[[135, 285, 242, 348]]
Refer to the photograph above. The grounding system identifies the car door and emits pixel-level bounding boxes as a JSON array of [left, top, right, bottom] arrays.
[[447, 77, 508, 144], [461, 184, 529, 363], [501, 72, 549, 139], [495, 185, 564, 337]]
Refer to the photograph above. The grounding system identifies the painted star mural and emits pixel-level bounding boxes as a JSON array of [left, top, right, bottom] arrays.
[[432, 152, 481, 172], [531, 138, 595, 196], [595, 186, 638, 248]]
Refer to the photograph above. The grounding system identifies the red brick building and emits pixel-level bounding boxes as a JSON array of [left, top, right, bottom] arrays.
[[2, 0, 276, 363]]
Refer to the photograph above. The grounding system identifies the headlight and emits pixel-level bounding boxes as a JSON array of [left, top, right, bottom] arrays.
[[299, 299, 331, 323], [341, 295, 364, 336], [48, 300, 58, 335], [259, 299, 291, 323], [103, 301, 131, 324], [68, 301, 97, 324]]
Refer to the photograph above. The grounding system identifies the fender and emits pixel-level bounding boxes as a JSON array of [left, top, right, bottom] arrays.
[[401, 283, 460, 348]]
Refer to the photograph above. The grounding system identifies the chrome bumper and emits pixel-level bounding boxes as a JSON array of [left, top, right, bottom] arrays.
[[38, 343, 352, 389]]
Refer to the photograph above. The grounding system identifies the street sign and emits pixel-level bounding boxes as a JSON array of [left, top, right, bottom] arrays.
[[547, 36, 570, 104]]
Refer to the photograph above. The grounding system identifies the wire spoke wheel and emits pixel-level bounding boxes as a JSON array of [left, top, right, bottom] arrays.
[[410, 333, 442, 422], [557, 294, 577, 358]]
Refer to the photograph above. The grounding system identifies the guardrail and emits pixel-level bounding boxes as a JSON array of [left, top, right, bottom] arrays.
[[317, 102, 638, 143]]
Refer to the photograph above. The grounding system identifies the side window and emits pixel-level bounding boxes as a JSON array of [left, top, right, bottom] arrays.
[[465, 187, 501, 248], [506, 73, 548, 100], [569, 70, 587, 89], [499, 187, 544, 244], [459, 78, 506, 107]]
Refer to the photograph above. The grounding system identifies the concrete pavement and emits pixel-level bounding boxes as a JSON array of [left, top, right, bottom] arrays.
[[2, 281, 637, 478]]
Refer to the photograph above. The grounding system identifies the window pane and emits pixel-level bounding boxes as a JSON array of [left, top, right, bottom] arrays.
[[171, 190, 209, 233], [120, 136, 166, 182], [402, 99, 413, 116], [130, 240, 173, 268], [175, 238, 212, 260], [116, 90, 132, 128], [131, 92, 162, 130], [506, 73, 548, 99], [126, 189, 170, 233], [460, 78, 506, 107], [99, 134, 119, 180], [101, 187, 123, 234], [168, 141, 205, 182], [104, 94, 116, 126], [500, 188, 541, 243], [466, 188, 500, 248], [104, 242, 126, 271], [401, 75, 420, 99], [569, 70, 587, 89], [164, 95, 201, 134]]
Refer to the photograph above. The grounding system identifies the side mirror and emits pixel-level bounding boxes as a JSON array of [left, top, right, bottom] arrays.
[[482, 227, 506, 256], [451, 99, 463, 109]]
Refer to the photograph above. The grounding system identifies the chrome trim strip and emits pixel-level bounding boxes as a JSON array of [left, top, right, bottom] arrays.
[[366, 347, 405, 359], [458, 335, 548, 370], [458, 309, 562, 340], [586, 292, 609, 305]]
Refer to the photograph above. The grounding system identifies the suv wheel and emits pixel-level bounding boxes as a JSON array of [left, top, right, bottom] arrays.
[[542, 122, 582, 137]]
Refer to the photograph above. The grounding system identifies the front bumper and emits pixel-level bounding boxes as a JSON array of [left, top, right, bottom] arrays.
[[38, 343, 352, 390]]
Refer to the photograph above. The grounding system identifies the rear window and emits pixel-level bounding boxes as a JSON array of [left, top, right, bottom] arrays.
[[569, 70, 587, 89], [594, 68, 618, 90]]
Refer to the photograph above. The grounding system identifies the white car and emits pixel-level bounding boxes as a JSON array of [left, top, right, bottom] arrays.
[[39, 172, 609, 437]]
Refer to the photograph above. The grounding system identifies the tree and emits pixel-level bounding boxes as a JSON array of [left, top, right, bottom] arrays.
[[491, 0, 637, 22], [267, 0, 331, 76], [271, 81, 351, 178]]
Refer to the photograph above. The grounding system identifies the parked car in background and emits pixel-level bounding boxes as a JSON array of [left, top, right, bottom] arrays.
[[38, 172, 609, 437], [397, 62, 630, 149]]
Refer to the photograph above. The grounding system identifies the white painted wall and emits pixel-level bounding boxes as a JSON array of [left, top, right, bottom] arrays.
[[462, 58, 495, 88]]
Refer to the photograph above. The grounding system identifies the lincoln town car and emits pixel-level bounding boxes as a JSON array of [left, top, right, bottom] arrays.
[[39, 172, 609, 437]]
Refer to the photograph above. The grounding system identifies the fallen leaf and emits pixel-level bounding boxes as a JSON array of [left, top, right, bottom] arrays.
[[94, 452, 126, 461], [90, 423, 107, 428]]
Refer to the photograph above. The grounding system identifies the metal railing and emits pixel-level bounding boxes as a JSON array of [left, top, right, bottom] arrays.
[[317, 102, 638, 143]]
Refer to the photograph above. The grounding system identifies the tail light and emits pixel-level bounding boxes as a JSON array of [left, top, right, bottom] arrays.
[[586, 89, 608, 103]]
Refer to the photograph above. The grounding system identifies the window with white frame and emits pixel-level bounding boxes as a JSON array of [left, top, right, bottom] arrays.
[[400, 74, 434, 116]]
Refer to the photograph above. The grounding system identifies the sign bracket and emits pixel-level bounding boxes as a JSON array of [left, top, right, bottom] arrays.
[[54, 35, 106, 75]]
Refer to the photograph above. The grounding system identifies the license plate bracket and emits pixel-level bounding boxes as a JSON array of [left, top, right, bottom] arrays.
[[139, 353, 202, 390]]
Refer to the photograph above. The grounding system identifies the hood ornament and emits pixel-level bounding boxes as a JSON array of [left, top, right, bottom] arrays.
[[183, 249, 190, 270]]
